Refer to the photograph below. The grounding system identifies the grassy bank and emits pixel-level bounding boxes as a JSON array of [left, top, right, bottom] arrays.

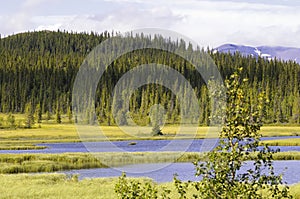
[[0, 152, 201, 174], [1, 152, 300, 174], [0, 123, 299, 143], [0, 153, 106, 174], [0, 174, 299, 199], [0, 144, 46, 150], [0, 120, 299, 152], [263, 138, 300, 146]]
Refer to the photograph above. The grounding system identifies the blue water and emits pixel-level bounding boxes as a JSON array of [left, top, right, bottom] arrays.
[[61, 161, 300, 185], [0, 136, 300, 154], [1, 136, 299, 185]]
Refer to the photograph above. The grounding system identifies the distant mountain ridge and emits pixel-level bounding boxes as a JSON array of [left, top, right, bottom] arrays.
[[215, 44, 300, 63]]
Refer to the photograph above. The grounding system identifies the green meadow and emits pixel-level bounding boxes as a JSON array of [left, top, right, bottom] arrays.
[[0, 152, 201, 174], [0, 113, 299, 150], [0, 152, 300, 175], [0, 174, 299, 199], [1, 114, 300, 198]]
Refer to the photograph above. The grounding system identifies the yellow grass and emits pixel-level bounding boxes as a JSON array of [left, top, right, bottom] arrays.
[[260, 126, 300, 137], [0, 113, 299, 150], [1, 123, 299, 141], [0, 174, 299, 199], [263, 138, 300, 146]]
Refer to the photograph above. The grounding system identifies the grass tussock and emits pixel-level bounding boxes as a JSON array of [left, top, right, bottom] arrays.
[[0, 144, 46, 150]]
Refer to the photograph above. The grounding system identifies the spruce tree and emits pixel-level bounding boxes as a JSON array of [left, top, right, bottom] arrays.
[[55, 103, 61, 124], [35, 104, 42, 123], [25, 102, 34, 128]]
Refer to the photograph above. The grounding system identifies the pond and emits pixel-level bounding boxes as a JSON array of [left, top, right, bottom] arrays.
[[61, 161, 300, 185], [0, 136, 299, 154]]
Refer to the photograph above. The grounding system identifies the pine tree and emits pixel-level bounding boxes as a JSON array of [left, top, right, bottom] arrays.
[[35, 104, 42, 123], [25, 102, 34, 128], [150, 104, 164, 136], [292, 92, 300, 124], [55, 103, 61, 124], [0, 30, 298, 126], [46, 111, 51, 122], [67, 106, 73, 123]]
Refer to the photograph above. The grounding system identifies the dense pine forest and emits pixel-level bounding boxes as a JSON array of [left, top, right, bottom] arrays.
[[0, 30, 299, 127]]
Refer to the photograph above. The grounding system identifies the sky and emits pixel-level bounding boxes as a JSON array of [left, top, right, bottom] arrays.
[[1, 0, 300, 48]]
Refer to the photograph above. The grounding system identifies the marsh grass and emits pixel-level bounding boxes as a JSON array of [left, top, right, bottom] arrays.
[[0, 174, 299, 199], [0, 152, 202, 174], [0, 144, 46, 150], [262, 138, 300, 146], [0, 153, 106, 173], [272, 152, 300, 160], [0, 152, 300, 174]]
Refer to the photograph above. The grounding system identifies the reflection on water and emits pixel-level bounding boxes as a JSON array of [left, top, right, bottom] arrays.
[[62, 161, 300, 185]]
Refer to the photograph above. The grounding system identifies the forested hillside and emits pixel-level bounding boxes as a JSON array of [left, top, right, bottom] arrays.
[[0, 30, 299, 125]]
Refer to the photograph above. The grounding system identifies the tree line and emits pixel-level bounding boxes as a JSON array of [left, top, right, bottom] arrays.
[[0, 30, 299, 127]]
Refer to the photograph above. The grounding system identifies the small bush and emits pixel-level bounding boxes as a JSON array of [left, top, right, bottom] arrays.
[[115, 173, 170, 199]]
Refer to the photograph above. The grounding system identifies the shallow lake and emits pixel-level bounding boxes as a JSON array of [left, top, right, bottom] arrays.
[[61, 161, 300, 185], [0, 136, 300, 154]]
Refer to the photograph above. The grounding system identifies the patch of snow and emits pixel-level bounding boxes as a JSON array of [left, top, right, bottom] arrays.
[[261, 53, 271, 57], [254, 48, 261, 56]]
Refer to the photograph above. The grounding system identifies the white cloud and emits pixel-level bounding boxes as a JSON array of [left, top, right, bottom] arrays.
[[158, 0, 300, 47], [2, 0, 300, 47], [0, 0, 46, 35], [33, 15, 76, 31], [58, 5, 183, 33], [23, 0, 48, 8]]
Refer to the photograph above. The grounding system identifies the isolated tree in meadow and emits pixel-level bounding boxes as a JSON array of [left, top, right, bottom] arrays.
[[25, 102, 34, 128], [150, 104, 165, 136]]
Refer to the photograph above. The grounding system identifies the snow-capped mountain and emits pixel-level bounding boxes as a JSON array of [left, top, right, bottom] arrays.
[[215, 44, 300, 63]]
